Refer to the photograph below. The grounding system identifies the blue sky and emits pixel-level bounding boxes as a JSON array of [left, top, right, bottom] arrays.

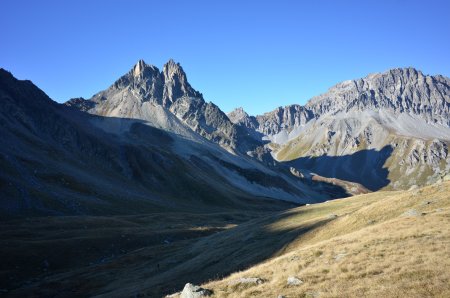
[[1, 0, 449, 115]]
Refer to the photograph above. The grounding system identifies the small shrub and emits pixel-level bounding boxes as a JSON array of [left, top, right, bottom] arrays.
[[314, 250, 323, 257], [368, 270, 383, 275]]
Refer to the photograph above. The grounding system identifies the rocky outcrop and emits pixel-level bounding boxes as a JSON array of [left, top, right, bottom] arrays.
[[255, 105, 314, 136], [398, 139, 448, 168], [162, 60, 202, 106], [228, 107, 258, 130], [306, 68, 450, 124]]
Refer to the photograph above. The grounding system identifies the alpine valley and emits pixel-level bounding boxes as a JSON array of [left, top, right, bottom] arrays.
[[0, 60, 449, 297]]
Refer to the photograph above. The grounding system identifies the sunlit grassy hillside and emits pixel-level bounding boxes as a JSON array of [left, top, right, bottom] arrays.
[[198, 181, 450, 298]]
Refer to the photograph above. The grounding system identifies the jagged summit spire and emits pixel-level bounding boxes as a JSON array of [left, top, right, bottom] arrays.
[[162, 59, 184, 77], [130, 58, 185, 79], [131, 59, 160, 78], [229, 107, 248, 116], [165, 58, 178, 65], [133, 59, 147, 77], [161, 59, 201, 104], [89, 58, 202, 107]]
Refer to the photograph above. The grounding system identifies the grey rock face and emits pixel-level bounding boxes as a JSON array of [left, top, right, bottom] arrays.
[[307, 68, 450, 124], [83, 59, 196, 108], [399, 139, 448, 167], [255, 105, 314, 136], [228, 107, 259, 130], [169, 97, 237, 148], [162, 59, 201, 106], [237, 68, 450, 141]]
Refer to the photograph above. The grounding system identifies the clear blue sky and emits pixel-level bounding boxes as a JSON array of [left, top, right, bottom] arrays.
[[1, 0, 449, 115]]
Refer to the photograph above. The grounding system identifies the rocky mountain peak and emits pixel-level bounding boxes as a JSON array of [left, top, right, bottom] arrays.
[[129, 59, 160, 80], [228, 107, 249, 123], [161, 59, 201, 105], [132, 59, 148, 77], [162, 59, 187, 83], [227, 107, 260, 132], [108, 59, 162, 95]]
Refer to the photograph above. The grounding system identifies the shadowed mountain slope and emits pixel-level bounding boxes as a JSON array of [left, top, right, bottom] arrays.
[[1, 67, 346, 217]]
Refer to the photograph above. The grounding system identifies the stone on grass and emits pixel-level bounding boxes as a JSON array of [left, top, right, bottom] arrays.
[[402, 209, 425, 217], [305, 290, 321, 297], [408, 185, 419, 191], [287, 276, 303, 286], [334, 253, 347, 261], [442, 174, 450, 181], [180, 283, 212, 298], [229, 277, 264, 285]]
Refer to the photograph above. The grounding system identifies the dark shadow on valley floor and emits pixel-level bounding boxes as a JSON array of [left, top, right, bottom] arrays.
[[3, 208, 336, 297], [282, 145, 393, 191]]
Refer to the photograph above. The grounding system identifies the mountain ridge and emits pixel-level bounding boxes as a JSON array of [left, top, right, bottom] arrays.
[[229, 67, 450, 137], [65, 61, 450, 190], [226, 67, 450, 190], [2, 66, 350, 217], [66, 59, 267, 158], [2, 60, 449, 219]]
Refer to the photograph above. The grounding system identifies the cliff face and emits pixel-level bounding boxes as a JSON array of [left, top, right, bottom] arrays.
[[232, 68, 450, 141], [306, 68, 450, 124]]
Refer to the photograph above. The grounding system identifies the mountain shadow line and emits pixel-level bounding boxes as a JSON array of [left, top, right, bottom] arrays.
[[282, 145, 393, 191]]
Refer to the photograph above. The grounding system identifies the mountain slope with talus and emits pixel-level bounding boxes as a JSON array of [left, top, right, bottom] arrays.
[[1, 64, 352, 217], [229, 68, 450, 190]]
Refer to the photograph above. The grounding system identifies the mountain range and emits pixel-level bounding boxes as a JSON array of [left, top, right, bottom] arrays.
[[1, 60, 449, 217], [229, 67, 450, 190]]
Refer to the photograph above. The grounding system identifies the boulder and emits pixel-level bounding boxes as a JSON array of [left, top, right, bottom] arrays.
[[287, 276, 303, 286], [402, 209, 425, 217], [180, 283, 212, 298]]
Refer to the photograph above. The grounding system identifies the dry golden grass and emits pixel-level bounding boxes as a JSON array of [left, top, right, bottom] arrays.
[[202, 182, 450, 298]]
